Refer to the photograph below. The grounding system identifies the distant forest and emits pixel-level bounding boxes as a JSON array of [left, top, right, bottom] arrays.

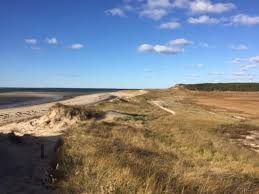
[[180, 83, 259, 91]]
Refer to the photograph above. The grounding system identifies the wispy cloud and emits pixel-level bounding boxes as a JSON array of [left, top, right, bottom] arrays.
[[197, 63, 204, 68], [231, 56, 259, 65], [209, 72, 225, 76], [229, 55, 259, 81], [182, 63, 205, 69], [232, 71, 249, 76], [240, 64, 257, 71], [188, 15, 221, 24], [169, 38, 193, 46], [140, 0, 173, 20], [198, 42, 211, 48], [46, 37, 59, 45], [189, 0, 236, 14], [230, 58, 244, 64], [231, 14, 259, 25], [144, 68, 153, 73], [249, 56, 259, 63], [159, 21, 181, 29], [229, 44, 248, 51], [138, 44, 183, 55], [105, 8, 126, 17], [25, 38, 37, 45], [105, 0, 237, 22], [140, 8, 168, 20], [69, 43, 84, 50], [30, 46, 40, 50]]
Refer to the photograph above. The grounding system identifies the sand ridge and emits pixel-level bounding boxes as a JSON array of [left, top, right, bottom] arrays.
[[0, 90, 147, 194]]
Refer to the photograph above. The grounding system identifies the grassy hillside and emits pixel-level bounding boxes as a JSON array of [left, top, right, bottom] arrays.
[[52, 89, 259, 194], [180, 83, 259, 91]]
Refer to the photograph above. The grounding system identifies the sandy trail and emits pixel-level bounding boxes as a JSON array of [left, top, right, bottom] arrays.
[[151, 101, 176, 115], [0, 90, 147, 194]]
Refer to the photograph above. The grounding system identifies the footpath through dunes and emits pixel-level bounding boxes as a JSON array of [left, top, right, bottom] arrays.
[[0, 90, 147, 194], [151, 100, 176, 115]]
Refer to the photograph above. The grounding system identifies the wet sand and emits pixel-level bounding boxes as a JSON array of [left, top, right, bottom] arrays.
[[0, 92, 86, 109]]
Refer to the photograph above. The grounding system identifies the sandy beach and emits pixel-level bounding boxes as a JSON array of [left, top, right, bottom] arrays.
[[0, 90, 147, 193], [0, 90, 146, 126]]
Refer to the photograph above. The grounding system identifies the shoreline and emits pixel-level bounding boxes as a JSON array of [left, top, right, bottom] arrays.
[[0, 90, 147, 193], [0, 90, 147, 126], [0, 90, 117, 110]]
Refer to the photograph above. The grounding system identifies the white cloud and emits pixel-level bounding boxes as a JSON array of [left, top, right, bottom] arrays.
[[159, 21, 181, 29], [230, 44, 248, 51], [69, 43, 84, 50], [105, 8, 126, 17], [182, 63, 205, 69], [198, 42, 210, 48], [190, 0, 236, 14], [46, 37, 58, 45], [139, 0, 174, 20], [154, 45, 183, 54], [173, 0, 190, 8], [188, 15, 220, 24], [144, 68, 153, 73], [140, 8, 168, 20], [25, 38, 37, 44], [241, 64, 257, 71], [249, 56, 259, 63], [231, 58, 244, 64], [169, 38, 193, 46], [229, 71, 255, 82], [232, 71, 248, 76], [231, 56, 259, 64], [146, 0, 173, 9], [138, 43, 183, 55], [197, 63, 204, 68], [231, 14, 259, 25], [107, 0, 237, 22], [31, 46, 40, 50], [209, 72, 225, 76], [230, 56, 259, 77], [138, 44, 154, 52]]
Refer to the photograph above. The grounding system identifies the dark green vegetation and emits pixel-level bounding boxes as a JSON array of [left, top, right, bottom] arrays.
[[180, 83, 259, 91], [53, 90, 259, 194]]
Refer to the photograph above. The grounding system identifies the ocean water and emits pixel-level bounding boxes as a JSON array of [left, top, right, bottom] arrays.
[[0, 88, 121, 93], [0, 88, 122, 109]]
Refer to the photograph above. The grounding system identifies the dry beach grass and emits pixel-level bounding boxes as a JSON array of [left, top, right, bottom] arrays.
[[53, 88, 259, 194]]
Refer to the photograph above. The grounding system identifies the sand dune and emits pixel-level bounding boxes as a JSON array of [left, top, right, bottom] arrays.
[[0, 90, 147, 126], [0, 90, 147, 194]]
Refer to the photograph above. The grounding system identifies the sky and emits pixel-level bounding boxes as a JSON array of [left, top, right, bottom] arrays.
[[0, 0, 259, 89]]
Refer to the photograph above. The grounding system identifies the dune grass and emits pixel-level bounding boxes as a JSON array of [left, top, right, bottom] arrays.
[[53, 89, 259, 194]]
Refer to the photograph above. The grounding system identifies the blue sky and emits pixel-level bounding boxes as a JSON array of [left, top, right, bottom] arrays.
[[1, 0, 259, 88]]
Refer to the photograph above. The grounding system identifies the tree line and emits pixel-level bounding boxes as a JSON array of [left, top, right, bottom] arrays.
[[179, 83, 259, 91]]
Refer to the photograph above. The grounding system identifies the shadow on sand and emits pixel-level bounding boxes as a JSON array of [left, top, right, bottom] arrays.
[[0, 132, 62, 194]]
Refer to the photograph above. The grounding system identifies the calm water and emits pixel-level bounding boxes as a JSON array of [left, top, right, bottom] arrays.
[[0, 88, 122, 93], [0, 88, 123, 109]]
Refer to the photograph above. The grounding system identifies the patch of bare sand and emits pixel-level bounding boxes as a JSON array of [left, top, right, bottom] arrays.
[[189, 91, 259, 154], [191, 92, 259, 116], [111, 89, 147, 98]]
